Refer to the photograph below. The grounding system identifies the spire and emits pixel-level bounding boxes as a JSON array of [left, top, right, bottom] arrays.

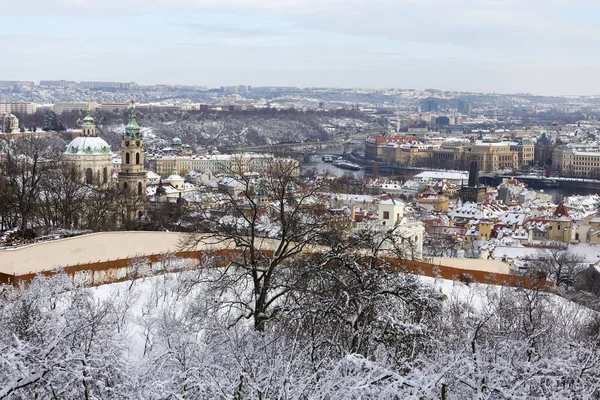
[[124, 100, 140, 139], [554, 201, 570, 218], [81, 102, 96, 137]]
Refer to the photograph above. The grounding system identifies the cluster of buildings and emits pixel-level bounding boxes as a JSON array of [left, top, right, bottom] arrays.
[[366, 133, 535, 172], [148, 152, 299, 179], [59, 103, 302, 226], [62, 104, 147, 222], [382, 163, 600, 269]]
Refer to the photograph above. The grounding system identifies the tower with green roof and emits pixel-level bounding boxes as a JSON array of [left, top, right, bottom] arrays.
[[118, 101, 147, 223]]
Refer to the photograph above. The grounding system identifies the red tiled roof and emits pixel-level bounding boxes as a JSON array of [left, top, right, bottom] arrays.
[[553, 201, 569, 217]]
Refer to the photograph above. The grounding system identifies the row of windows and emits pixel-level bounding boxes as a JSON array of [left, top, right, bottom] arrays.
[[122, 181, 144, 195], [85, 167, 108, 185], [125, 152, 141, 165]]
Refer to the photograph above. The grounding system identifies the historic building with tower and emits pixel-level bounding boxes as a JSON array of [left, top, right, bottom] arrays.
[[118, 103, 147, 223], [63, 108, 112, 187]]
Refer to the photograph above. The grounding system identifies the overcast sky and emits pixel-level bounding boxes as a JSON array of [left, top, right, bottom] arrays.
[[3, 0, 600, 95]]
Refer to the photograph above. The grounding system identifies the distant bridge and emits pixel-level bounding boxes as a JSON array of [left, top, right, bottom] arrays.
[[479, 173, 600, 191], [226, 134, 367, 155]]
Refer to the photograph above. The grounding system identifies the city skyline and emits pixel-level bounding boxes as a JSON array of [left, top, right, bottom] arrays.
[[3, 0, 600, 95]]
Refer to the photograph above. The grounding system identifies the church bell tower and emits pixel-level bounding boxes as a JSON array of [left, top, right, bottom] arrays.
[[118, 102, 146, 223]]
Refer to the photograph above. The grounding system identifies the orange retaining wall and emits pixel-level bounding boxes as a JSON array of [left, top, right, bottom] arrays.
[[0, 249, 555, 291]]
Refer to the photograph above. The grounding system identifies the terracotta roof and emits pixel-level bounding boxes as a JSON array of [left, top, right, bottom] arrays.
[[554, 201, 570, 218], [367, 135, 422, 145]]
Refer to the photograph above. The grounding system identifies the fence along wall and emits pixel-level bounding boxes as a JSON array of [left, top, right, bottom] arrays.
[[0, 248, 555, 291]]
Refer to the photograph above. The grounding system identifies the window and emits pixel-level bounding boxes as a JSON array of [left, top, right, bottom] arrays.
[[138, 182, 142, 195], [123, 182, 128, 191], [103, 167, 108, 184], [136, 152, 140, 165], [383, 211, 390, 219], [126, 153, 130, 165], [85, 168, 93, 184]]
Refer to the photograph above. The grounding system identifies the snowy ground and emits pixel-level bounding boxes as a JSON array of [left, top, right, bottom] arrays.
[[90, 271, 589, 362]]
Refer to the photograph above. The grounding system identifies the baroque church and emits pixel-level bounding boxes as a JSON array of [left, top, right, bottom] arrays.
[[63, 102, 147, 226], [63, 106, 112, 187]]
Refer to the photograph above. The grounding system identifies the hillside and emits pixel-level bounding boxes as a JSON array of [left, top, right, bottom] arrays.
[[95, 109, 385, 152]]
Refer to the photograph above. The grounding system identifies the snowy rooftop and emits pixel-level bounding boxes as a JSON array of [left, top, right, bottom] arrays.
[[498, 213, 527, 226], [414, 171, 468, 182]]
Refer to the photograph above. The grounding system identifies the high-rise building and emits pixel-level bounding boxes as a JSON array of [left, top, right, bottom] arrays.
[[457, 100, 472, 116], [0, 103, 36, 115], [420, 98, 438, 112], [0, 81, 35, 88], [80, 81, 135, 90], [118, 103, 146, 222], [40, 80, 77, 88]]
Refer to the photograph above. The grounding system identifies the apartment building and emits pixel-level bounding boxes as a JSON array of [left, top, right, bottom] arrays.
[[553, 146, 600, 178], [80, 81, 135, 90], [380, 143, 430, 165], [0, 103, 36, 115]]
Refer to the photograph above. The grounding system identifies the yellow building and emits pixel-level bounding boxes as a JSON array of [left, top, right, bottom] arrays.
[[381, 144, 430, 165], [547, 202, 573, 243], [478, 220, 494, 241], [552, 147, 600, 178], [432, 140, 533, 172], [417, 195, 449, 212], [511, 139, 535, 166], [466, 142, 519, 172]]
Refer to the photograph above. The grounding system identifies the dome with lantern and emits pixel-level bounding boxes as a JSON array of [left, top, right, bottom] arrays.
[[64, 109, 112, 155]]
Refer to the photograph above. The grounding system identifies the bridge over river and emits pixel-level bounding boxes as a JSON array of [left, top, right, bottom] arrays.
[[478, 173, 600, 191]]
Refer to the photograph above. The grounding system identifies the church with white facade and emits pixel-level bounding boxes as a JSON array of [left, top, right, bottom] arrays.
[[63, 108, 112, 187]]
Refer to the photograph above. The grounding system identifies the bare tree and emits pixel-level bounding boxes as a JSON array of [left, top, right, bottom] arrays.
[[184, 158, 332, 331], [37, 164, 88, 231], [529, 247, 586, 289], [423, 234, 460, 258], [0, 134, 61, 231]]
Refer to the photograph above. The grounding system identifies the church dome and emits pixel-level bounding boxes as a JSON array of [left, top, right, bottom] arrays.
[[65, 136, 112, 155]]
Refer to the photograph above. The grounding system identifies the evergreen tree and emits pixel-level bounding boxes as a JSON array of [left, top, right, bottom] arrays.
[[42, 110, 58, 131]]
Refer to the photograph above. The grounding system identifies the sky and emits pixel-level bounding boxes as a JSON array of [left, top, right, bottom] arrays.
[[3, 0, 600, 95]]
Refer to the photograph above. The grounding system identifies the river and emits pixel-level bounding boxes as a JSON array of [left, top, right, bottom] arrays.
[[300, 143, 599, 199]]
